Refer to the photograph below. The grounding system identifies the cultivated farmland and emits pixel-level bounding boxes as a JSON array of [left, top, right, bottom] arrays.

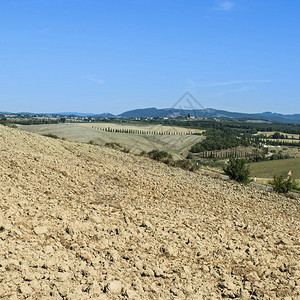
[[1, 124, 300, 299], [18, 123, 204, 158]]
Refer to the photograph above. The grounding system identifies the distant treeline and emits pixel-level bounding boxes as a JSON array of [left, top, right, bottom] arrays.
[[140, 119, 300, 134], [258, 131, 300, 140], [190, 129, 251, 153], [92, 126, 194, 135], [0, 117, 63, 126], [263, 139, 300, 147]]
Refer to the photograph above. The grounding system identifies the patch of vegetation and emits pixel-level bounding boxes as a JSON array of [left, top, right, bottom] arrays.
[[223, 158, 251, 184], [269, 150, 291, 160], [190, 130, 250, 153], [122, 148, 130, 153], [142, 150, 200, 172], [186, 152, 194, 159], [157, 119, 300, 135], [104, 142, 123, 150], [269, 175, 298, 193], [147, 150, 173, 163], [0, 118, 17, 128], [271, 132, 286, 139], [197, 159, 225, 168]]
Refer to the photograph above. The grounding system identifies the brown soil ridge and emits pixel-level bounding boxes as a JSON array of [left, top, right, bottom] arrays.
[[0, 125, 299, 299]]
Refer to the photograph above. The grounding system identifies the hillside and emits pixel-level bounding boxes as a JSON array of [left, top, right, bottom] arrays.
[[0, 125, 299, 299], [18, 123, 204, 157]]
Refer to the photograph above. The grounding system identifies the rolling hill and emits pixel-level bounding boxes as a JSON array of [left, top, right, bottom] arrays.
[[2, 108, 300, 123], [118, 108, 300, 123], [0, 124, 299, 299]]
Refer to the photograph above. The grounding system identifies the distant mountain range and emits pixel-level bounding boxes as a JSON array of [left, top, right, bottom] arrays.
[[119, 108, 300, 123], [1, 108, 300, 123]]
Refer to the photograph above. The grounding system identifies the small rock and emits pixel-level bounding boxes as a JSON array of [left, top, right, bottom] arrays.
[[134, 260, 143, 270], [245, 271, 260, 282], [153, 266, 164, 277], [104, 280, 122, 294], [141, 220, 152, 229], [33, 226, 48, 235], [19, 283, 33, 294]]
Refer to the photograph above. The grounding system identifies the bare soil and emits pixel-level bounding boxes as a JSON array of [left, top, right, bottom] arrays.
[[0, 125, 299, 299]]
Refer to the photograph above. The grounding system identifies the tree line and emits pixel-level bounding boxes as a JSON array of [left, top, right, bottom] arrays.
[[91, 126, 194, 135]]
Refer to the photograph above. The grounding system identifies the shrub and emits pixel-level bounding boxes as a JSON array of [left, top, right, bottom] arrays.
[[122, 148, 130, 153], [186, 152, 194, 159], [104, 142, 122, 150], [147, 150, 173, 163], [270, 175, 298, 193], [223, 158, 251, 184]]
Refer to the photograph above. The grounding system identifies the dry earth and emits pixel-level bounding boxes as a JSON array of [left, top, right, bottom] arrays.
[[0, 125, 299, 299]]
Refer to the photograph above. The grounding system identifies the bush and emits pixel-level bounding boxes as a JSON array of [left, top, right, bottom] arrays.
[[186, 152, 194, 159], [223, 158, 251, 184], [146, 149, 200, 172], [269, 175, 298, 193], [122, 148, 130, 153], [147, 150, 173, 163], [104, 142, 122, 150]]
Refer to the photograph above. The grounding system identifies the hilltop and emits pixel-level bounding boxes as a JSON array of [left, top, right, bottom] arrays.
[[0, 125, 299, 299]]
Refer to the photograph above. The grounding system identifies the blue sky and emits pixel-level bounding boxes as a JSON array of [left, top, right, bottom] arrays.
[[0, 0, 299, 114]]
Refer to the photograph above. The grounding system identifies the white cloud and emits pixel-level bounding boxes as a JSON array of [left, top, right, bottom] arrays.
[[216, 1, 235, 11], [202, 80, 272, 87], [86, 76, 105, 85]]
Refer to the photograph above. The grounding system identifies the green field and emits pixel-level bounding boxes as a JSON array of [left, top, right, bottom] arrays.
[[250, 158, 300, 179], [18, 123, 204, 158]]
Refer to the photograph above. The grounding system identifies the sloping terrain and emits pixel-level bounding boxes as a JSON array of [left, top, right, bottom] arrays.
[[0, 125, 299, 299], [18, 123, 203, 157]]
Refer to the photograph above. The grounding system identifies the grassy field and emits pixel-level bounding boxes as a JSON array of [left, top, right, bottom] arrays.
[[18, 123, 204, 158], [250, 158, 300, 179]]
